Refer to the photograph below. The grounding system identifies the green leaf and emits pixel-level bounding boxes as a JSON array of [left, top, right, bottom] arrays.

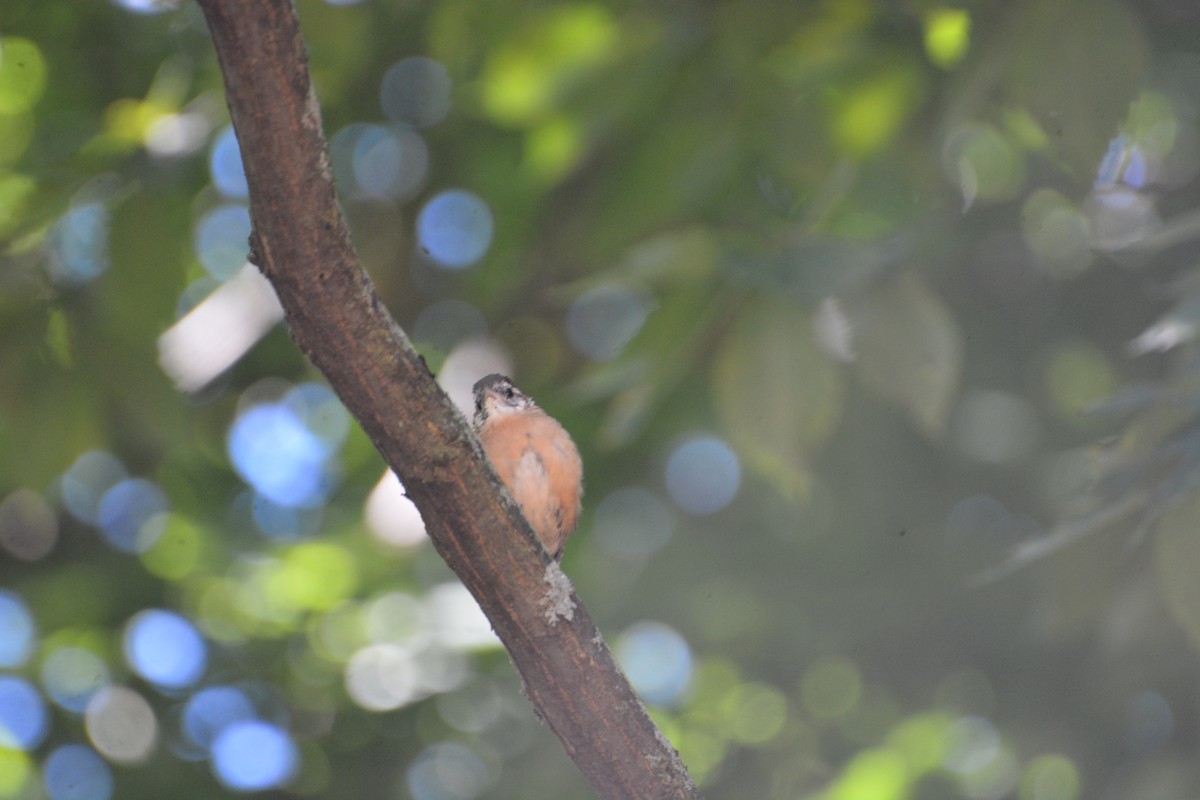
[[1005, 0, 1147, 174], [1156, 487, 1200, 654], [712, 299, 845, 499], [847, 274, 962, 437]]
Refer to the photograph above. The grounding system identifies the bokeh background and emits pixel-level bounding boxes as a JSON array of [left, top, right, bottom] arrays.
[[4, 0, 1200, 798]]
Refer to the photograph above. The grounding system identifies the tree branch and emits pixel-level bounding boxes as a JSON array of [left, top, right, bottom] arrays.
[[194, 2, 701, 798]]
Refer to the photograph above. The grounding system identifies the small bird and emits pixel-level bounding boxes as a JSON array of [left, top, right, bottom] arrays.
[[472, 373, 583, 560]]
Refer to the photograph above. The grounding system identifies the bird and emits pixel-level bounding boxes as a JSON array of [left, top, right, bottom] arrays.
[[472, 373, 583, 560]]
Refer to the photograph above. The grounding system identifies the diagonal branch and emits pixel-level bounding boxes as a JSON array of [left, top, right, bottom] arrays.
[[194, 2, 701, 798]]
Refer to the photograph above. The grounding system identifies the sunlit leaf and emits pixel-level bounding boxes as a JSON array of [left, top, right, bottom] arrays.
[[480, 3, 617, 126], [825, 747, 909, 800], [0, 38, 47, 115], [924, 9, 971, 69], [830, 60, 924, 157]]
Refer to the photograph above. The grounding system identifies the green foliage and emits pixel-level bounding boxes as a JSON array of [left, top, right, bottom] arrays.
[[4, 0, 1200, 798]]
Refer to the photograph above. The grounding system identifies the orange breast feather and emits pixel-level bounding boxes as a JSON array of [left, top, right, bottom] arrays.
[[480, 412, 582, 558]]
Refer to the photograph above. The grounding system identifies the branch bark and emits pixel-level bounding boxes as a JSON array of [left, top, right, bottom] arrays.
[[194, 2, 701, 798]]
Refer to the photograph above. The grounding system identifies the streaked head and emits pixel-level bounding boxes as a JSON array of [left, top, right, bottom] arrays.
[[472, 374, 535, 429]]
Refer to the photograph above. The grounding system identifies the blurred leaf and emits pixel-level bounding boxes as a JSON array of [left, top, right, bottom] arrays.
[[1156, 486, 1200, 654], [713, 298, 844, 499], [1128, 291, 1200, 355], [764, 0, 874, 88], [942, 122, 1026, 209], [479, 3, 618, 127], [723, 234, 896, 305], [44, 307, 71, 368], [1043, 340, 1116, 421], [0, 173, 37, 238], [971, 491, 1147, 586], [828, 57, 924, 158], [0, 37, 47, 115], [923, 9, 971, 70], [3, 0, 1198, 795], [1005, 0, 1147, 174], [590, 279, 723, 448], [1101, 405, 1198, 489], [569, 228, 724, 447], [1083, 381, 1169, 416], [0, 365, 106, 487], [615, 226, 718, 288], [977, 404, 1200, 583], [846, 274, 962, 438]]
